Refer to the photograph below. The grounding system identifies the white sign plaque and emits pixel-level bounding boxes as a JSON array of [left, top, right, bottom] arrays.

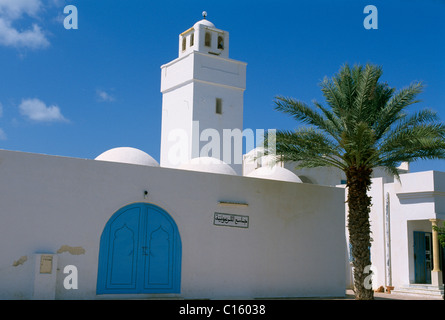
[[214, 212, 249, 228]]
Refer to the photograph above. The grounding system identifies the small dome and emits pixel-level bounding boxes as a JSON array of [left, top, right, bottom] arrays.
[[244, 147, 278, 167], [193, 19, 215, 29], [178, 157, 237, 175], [95, 147, 159, 167], [244, 147, 265, 160], [246, 166, 302, 183]]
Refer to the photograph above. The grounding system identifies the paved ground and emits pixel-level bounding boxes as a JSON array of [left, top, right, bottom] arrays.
[[338, 289, 443, 300], [272, 290, 443, 300]]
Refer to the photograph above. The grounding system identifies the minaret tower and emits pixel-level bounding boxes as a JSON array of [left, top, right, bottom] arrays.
[[160, 12, 247, 174]]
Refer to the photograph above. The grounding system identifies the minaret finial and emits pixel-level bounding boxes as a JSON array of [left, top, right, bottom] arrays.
[[202, 11, 207, 19]]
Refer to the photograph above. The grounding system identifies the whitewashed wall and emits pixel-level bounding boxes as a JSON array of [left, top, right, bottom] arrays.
[[387, 171, 445, 287], [160, 50, 246, 174], [344, 171, 445, 291], [0, 149, 346, 299]]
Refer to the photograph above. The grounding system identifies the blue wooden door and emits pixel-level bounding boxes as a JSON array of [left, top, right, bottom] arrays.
[[413, 231, 432, 284], [97, 203, 181, 294]]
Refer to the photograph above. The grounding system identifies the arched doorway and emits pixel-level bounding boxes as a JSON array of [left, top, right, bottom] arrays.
[[97, 203, 181, 294]]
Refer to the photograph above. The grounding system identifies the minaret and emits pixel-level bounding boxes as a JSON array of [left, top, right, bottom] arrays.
[[160, 12, 247, 175]]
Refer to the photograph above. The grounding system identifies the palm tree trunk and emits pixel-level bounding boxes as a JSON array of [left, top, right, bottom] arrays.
[[346, 166, 374, 300]]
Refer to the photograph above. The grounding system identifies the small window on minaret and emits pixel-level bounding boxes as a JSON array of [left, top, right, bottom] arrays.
[[182, 37, 186, 51], [218, 36, 224, 49], [216, 98, 222, 114], [190, 33, 194, 47], [205, 32, 211, 47]]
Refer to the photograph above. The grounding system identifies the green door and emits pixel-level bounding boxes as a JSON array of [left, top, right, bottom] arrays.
[[413, 231, 432, 284]]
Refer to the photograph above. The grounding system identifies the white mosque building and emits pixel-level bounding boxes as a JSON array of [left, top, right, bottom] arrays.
[[0, 15, 443, 300]]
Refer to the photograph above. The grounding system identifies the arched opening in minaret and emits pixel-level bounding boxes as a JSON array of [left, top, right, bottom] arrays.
[[218, 36, 224, 50], [182, 37, 186, 51], [205, 32, 211, 47], [190, 33, 194, 47]]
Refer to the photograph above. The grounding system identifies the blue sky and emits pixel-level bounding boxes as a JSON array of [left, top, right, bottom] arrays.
[[1, 0, 444, 173]]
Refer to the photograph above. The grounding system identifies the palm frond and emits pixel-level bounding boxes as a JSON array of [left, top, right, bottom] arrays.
[[274, 96, 343, 146], [375, 122, 445, 171], [264, 128, 346, 170], [272, 63, 445, 175], [373, 82, 424, 139], [352, 64, 383, 124]]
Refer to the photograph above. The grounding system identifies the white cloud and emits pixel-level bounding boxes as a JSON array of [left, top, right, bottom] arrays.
[[0, 19, 48, 49], [0, 0, 49, 49], [96, 90, 115, 102], [0, 0, 41, 19], [19, 98, 68, 122]]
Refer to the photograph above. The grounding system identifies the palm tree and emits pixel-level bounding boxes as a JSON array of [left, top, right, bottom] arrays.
[[265, 63, 445, 300]]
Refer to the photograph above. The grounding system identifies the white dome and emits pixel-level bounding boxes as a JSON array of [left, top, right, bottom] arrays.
[[244, 147, 265, 160], [193, 19, 215, 29], [244, 147, 278, 167], [95, 147, 159, 167], [246, 166, 302, 183], [178, 157, 237, 175]]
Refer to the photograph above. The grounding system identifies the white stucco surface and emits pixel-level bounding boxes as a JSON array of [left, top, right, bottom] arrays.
[[342, 171, 445, 295], [0, 149, 346, 299], [160, 18, 246, 175]]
